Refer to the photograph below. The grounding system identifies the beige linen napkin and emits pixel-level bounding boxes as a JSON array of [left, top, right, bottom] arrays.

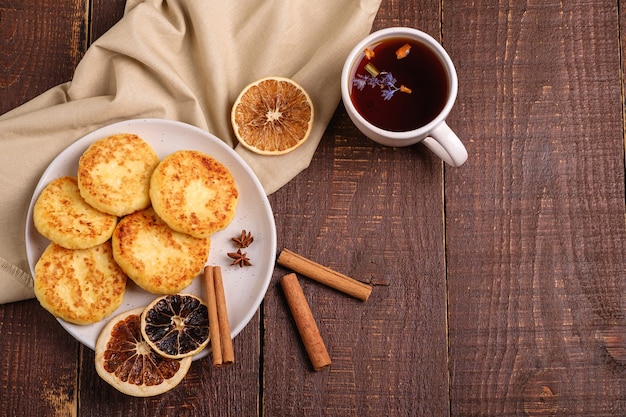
[[0, 0, 381, 304]]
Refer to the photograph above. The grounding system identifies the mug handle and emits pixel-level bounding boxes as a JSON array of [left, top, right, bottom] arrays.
[[422, 122, 468, 167]]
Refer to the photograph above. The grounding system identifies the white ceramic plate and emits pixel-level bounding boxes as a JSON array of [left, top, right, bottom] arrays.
[[25, 118, 276, 359]]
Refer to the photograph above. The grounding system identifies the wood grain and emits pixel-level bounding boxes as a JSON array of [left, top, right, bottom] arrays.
[[0, 1, 87, 114], [445, 1, 626, 415], [1, 2, 87, 416], [264, 109, 450, 415], [0, 302, 79, 416], [2, 0, 626, 416], [90, 0, 126, 42]]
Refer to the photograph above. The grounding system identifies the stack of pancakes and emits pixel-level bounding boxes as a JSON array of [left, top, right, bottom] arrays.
[[33, 133, 238, 325]]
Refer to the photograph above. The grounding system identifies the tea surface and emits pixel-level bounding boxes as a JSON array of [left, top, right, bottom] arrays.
[[350, 38, 449, 132]]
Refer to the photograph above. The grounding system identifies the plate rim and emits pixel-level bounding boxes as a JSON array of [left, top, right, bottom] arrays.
[[25, 118, 277, 358]]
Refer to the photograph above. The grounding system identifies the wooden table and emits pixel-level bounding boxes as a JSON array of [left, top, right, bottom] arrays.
[[2, 1, 626, 415]]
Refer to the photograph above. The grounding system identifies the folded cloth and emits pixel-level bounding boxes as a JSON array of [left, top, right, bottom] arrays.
[[0, 0, 381, 304]]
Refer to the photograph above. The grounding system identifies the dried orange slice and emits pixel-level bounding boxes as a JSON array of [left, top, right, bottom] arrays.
[[141, 294, 210, 359], [95, 307, 192, 397], [231, 76, 314, 155]]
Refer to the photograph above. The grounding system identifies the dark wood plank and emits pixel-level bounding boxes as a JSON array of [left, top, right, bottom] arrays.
[[0, 2, 87, 416], [5, 0, 626, 416], [262, 1, 451, 414], [265, 133, 449, 416], [0, 300, 80, 416], [371, 0, 441, 31], [89, 0, 126, 42], [0, 0, 87, 114], [445, 1, 626, 415]]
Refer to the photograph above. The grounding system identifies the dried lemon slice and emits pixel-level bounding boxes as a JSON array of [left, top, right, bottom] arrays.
[[95, 307, 192, 397], [141, 294, 210, 359], [231, 76, 314, 155]]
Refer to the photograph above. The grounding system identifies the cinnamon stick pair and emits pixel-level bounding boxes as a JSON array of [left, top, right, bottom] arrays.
[[278, 249, 373, 371], [203, 266, 234, 367]]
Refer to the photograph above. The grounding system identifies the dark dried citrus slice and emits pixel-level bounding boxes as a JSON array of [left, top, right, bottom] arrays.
[[141, 294, 210, 359], [95, 307, 192, 397]]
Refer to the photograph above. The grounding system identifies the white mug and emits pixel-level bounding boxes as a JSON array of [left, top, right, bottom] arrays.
[[341, 27, 468, 167]]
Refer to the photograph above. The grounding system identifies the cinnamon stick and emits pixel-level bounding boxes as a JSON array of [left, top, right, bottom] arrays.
[[203, 266, 222, 366], [203, 265, 234, 366], [277, 249, 372, 301], [213, 266, 234, 365], [280, 273, 331, 371]]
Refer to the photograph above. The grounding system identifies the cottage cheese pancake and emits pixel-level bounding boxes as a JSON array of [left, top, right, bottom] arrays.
[[33, 176, 117, 249], [150, 150, 238, 238], [112, 207, 211, 294], [34, 241, 127, 325], [77, 133, 160, 216]]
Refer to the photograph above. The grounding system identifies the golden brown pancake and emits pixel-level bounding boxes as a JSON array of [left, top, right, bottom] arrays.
[[34, 241, 127, 325], [111, 207, 211, 294], [149, 150, 238, 238], [33, 176, 117, 249], [77, 133, 160, 216]]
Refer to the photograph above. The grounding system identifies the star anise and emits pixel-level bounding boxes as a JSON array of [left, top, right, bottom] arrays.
[[227, 249, 252, 267], [231, 229, 254, 248]]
